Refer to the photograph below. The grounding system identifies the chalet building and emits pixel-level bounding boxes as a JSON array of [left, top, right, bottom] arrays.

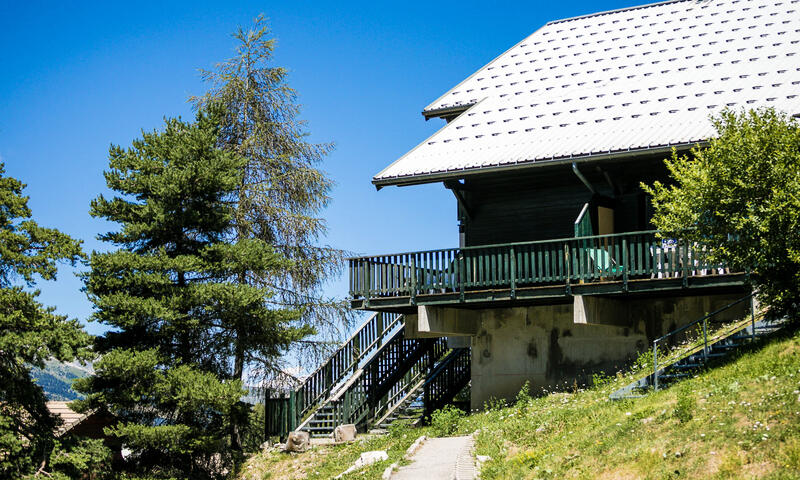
[[349, 0, 800, 409]]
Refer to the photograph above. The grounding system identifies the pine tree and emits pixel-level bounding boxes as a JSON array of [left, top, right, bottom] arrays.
[[73, 110, 306, 478], [0, 164, 88, 477], [192, 17, 354, 404]]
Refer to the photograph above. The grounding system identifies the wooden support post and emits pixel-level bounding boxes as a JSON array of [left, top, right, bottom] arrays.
[[263, 388, 271, 442], [288, 390, 297, 433]]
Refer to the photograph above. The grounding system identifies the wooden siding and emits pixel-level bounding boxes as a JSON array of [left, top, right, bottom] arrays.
[[460, 156, 672, 247]]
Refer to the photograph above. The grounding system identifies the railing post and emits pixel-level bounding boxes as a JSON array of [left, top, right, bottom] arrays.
[[653, 341, 659, 391], [702, 317, 708, 362], [376, 312, 384, 348], [458, 253, 465, 303], [622, 237, 629, 292], [363, 260, 371, 308], [353, 330, 361, 366], [564, 243, 572, 295], [510, 246, 517, 300], [410, 255, 417, 306], [325, 362, 333, 397], [751, 294, 756, 342], [682, 238, 689, 288]]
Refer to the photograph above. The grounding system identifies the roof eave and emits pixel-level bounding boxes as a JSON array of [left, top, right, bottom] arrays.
[[372, 141, 704, 188]]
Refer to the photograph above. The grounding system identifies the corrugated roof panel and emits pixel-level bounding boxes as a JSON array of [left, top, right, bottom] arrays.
[[374, 0, 800, 185]]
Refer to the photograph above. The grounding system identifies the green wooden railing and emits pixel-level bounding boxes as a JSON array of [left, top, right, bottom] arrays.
[[423, 347, 471, 418], [294, 311, 402, 423], [349, 230, 730, 301], [265, 311, 403, 438], [328, 334, 447, 431]]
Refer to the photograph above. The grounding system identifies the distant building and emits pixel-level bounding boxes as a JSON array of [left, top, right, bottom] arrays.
[[350, 0, 800, 408], [47, 401, 116, 442]]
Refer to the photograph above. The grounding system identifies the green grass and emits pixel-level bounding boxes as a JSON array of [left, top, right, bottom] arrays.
[[240, 422, 433, 480], [242, 324, 800, 480], [466, 325, 800, 479]]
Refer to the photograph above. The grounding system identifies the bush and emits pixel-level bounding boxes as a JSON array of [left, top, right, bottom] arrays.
[[645, 107, 800, 314], [515, 381, 531, 406], [430, 405, 465, 437]]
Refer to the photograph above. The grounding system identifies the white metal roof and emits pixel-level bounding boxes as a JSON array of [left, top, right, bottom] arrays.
[[375, 0, 800, 186]]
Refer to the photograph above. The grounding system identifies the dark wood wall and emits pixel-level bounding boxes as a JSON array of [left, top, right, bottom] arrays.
[[457, 155, 673, 247]]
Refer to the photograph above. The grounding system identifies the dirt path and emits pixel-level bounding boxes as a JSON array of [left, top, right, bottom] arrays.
[[391, 435, 476, 480]]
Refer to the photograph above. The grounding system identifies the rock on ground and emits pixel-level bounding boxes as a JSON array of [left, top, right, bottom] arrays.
[[283, 431, 310, 453]]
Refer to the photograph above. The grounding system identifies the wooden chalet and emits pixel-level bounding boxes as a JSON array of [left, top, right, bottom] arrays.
[[347, 0, 800, 407]]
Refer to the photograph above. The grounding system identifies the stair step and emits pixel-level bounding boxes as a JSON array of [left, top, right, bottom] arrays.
[[729, 335, 756, 341], [659, 373, 691, 379], [711, 343, 742, 349], [672, 363, 703, 369]]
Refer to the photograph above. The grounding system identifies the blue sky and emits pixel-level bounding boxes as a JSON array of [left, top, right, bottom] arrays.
[[0, 0, 645, 335]]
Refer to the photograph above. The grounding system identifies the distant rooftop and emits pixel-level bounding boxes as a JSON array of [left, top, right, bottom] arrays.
[[375, 0, 800, 186]]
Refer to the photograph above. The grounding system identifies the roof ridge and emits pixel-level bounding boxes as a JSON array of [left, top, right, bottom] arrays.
[[546, 0, 697, 26]]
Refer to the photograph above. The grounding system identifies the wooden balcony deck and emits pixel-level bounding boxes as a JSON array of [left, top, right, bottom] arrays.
[[348, 230, 747, 311]]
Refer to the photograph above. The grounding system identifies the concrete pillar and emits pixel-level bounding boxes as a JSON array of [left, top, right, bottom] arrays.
[[404, 313, 439, 339], [417, 306, 480, 336], [573, 295, 628, 326]]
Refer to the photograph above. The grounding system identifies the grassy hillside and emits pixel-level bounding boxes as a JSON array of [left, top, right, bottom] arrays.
[[243, 326, 800, 480]]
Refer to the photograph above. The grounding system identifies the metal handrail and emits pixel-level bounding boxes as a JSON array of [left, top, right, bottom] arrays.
[[652, 293, 755, 390]]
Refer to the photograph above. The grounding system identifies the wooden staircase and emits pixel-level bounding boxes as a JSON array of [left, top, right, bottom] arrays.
[[610, 294, 785, 399], [374, 347, 471, 429], [265, 312, 471, 439]]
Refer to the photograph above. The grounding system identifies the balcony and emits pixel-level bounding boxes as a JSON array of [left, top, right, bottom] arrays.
[[348, 230, 747, 311]]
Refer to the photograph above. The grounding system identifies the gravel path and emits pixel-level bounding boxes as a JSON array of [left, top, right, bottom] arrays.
[[391, 436, 476, 480]]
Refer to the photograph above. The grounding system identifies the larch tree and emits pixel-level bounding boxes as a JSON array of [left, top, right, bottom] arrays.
[[0, 164, 89, 477], [73, 110, 307, 478], [191, 16, 353, 404]]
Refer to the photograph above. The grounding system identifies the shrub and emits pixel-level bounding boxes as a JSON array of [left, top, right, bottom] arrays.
[[430, 405, 465, 437], [515, 381, 531, 406], [673, 387, 696, 423]]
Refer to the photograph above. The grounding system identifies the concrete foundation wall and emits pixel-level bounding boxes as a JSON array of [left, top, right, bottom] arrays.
[[469, 292, 749, 410]]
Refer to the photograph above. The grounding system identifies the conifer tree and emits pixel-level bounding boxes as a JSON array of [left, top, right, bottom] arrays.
[[74, 110, 307, 478], [192, 16, 353, 401], [0, 164, 88, 477]]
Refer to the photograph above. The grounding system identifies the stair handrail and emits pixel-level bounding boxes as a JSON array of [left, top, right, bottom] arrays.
[[331, 333, 447, 430], [370, 341, 457, 428], [423, 347, 471, 417], [653, 293, 755, 390], [293, 311, 403, 423]]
